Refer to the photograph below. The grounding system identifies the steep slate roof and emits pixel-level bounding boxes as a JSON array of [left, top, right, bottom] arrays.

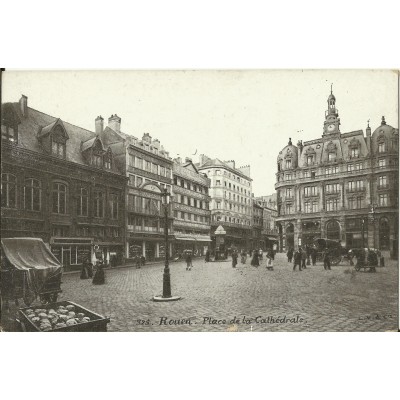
[[5, 103, 102, 166]]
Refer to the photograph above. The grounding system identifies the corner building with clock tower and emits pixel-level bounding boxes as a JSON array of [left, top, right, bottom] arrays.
[[275, 89, 399, 258]]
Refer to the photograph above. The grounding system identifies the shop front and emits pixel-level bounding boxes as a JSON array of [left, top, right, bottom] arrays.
[[50, 237, 93, 272], [126, 233, 174, 262], [50, 238, 124, 271], [173, 235, 211, 258]]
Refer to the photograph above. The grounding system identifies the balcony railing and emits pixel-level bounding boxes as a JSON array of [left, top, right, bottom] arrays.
[[347, 187, 366, 193]]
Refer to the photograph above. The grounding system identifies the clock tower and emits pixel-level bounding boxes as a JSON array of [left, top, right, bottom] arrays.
[[323, 84, 341, 136]]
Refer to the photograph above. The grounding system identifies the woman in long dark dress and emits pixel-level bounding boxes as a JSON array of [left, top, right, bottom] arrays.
[[205, 249, 210, 263], [92, 262, 105, 285], [250, 250, 259, 267]]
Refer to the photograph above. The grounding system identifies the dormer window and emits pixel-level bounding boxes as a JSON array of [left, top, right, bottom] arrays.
[[328, 152, 336, 162], [285, 160, 292, 169], [378, 142, 386, 153], [350, 148, 359, 158], [1, 124, 18, 143], [307, 156, 313, 164], [104, 149, 112, 170], [92, 154, 102, 167], [51, 126, 67, 159], [1, 103, 20, 143]]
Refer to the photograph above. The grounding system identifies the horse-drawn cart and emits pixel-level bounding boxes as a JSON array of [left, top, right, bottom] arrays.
[[1, 238, 62, 310], [313, 238, 346, 266], [349, 248, 381, 272]]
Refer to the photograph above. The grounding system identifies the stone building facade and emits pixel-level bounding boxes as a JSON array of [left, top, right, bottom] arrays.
[[255, 196, 279, 251], [197, 155, 253, 251], [172, 157, 211, 257], [275, 90, 399, 258], [252, 200, 263, 250], [99, 118, 174, 262], [1, 96, 127, 270]]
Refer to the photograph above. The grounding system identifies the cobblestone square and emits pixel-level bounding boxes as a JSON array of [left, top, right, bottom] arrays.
[[3, 253, 397, 332]]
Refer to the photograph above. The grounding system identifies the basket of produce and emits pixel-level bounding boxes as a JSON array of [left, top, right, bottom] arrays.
[[18, 301, 110, 332]]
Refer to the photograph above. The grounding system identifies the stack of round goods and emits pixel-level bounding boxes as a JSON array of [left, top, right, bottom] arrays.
[[26, 305, 92, 331]]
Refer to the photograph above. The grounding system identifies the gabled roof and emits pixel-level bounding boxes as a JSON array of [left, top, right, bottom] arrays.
[[4, 103, 106, 166], [37, 118, 69, 140], [81, 135, 104, 152], [182, 160, 199, 174]]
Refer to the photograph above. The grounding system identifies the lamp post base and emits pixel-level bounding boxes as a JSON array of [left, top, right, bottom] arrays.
[[152, 295, 182, 302]]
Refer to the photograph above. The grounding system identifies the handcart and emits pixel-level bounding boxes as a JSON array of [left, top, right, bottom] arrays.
[[1, 238, 62, 310]]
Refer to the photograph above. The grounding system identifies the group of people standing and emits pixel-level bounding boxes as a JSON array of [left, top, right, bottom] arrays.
[[231, 248, 275, 269], [80, 259, 106, 284], [287, 246, 331, 271]]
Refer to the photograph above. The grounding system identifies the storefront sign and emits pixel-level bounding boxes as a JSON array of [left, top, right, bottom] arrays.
[[51, 247, 61, 262]]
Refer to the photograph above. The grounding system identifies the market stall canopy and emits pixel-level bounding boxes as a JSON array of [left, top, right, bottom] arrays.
[[1, 237, 62, 294]]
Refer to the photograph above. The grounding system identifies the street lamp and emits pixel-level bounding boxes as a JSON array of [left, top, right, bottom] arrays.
[[153, 188, 181, 302], [361, 217, 366, 248], [369, 203, 378, 250]]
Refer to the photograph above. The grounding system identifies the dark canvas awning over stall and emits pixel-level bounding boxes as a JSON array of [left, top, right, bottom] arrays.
[[1, 237, 62, 294]]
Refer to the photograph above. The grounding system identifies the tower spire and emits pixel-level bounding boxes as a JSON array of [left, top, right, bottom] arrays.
[[331, 83, 333, 95]]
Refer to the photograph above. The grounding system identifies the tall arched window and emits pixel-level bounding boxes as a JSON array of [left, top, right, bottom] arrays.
[[93, 191, 104, 218], [1, 173, 17, 208], [76, 187, 88, 216], [24, 178, 41, 211], [326, 220, 340, 241], [52, 182, 67, 214]]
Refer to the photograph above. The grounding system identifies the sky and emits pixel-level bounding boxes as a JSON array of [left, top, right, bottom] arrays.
[[2, 70, 398, 196]]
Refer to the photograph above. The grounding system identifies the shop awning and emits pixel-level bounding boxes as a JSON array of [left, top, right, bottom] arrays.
[[195, 237, 212, 242], [175, 236, 196, 241]]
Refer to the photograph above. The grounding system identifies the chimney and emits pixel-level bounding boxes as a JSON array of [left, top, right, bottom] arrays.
[[19, 95, 28, 117], [185, 157, 192, 163], [108, 114, 121, 133], [225, 160, 235, 169], [297, 139, 304, 155], [174, 157, 182, 164], [95, 116, 104, 134], [366, 119, 371, 153], [199, 154, 210, 166]]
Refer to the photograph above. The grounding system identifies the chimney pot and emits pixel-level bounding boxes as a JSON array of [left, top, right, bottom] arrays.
[[19, 95, 28, 117]]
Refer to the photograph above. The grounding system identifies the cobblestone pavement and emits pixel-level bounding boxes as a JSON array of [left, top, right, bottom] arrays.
[[2, 253, 398, 332]]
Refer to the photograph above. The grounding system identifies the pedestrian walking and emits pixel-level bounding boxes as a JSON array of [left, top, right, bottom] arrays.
[[205, 249, 210, 263], [293, 248, 302, 271], [92, 260, 105, 285], [300, 247, 307, 269], [80, 258, 89, 279], [232, 250, 238, 268], [134, 254, 141, 269], [258, 249, 263, 261], [240, 249, 247, 264], [306, 245, 311, 266], [266, 248, 274, 270], [251, 250, 259, 267], [323, 248, 331, 270], [287, 247, 293, 263], [311, 247, 317, 266], [185, 252, 193, 271]]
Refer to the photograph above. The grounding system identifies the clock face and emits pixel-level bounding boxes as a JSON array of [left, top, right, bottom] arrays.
[[327, 124, 335, 132]]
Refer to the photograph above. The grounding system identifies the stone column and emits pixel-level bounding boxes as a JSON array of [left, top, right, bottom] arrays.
[[142, 240, 146, 257], [156, 242, 160, 258]]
